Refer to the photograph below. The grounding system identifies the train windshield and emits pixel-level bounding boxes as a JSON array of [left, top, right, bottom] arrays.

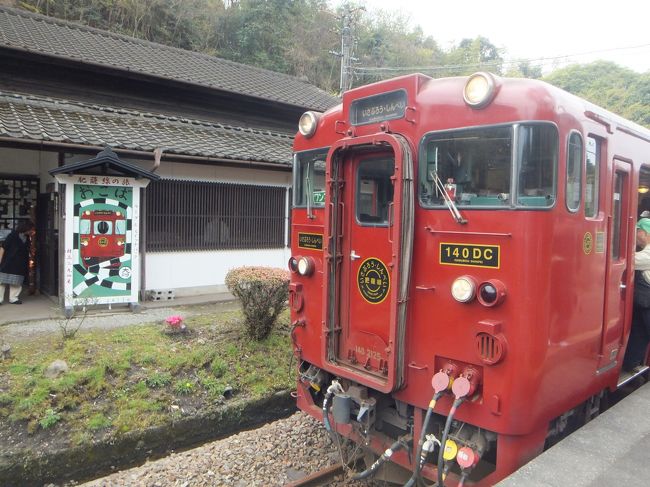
[[419, 123, 557, 208], [293, 148, 328, 208]]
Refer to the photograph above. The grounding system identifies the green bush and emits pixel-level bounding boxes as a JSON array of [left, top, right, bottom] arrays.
[[225, 266, 289, 340]]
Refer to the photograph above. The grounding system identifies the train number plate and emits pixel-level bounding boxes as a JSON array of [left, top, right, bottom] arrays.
[[298, 232, 323, 250], [439, 243, 500, 269]]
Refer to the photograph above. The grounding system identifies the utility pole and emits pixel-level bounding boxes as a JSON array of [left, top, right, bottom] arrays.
[[330, 4, 363, 95]]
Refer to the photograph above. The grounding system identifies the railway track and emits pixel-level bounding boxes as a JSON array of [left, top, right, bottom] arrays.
[[285, 462, 348, 487]]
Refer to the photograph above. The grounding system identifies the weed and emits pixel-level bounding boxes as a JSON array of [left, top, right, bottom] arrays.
[[145, 372, 172, 389], [87, 413, 112, 431], [199, 374, 226, 397], [174, 380, 195, 395], [39, 408, 62, 429], [210, 359, 227, 378]]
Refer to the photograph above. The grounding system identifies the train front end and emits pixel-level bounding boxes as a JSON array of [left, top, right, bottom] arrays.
[[289, 73, 603, 485]]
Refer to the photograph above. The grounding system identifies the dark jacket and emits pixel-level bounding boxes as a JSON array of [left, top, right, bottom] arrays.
[[0, 231, 30, 277]]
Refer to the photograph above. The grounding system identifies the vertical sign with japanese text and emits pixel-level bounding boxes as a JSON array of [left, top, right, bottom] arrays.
[[55, 174, 148, 308]]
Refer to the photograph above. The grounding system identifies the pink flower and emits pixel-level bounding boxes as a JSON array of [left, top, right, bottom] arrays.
[[165, 315, 184, 329]]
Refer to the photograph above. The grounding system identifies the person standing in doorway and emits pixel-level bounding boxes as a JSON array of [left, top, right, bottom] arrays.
[[0, 221, 35, 305]]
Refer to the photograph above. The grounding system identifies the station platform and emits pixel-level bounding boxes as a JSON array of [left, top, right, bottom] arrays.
[[497, 380, 650, 486]]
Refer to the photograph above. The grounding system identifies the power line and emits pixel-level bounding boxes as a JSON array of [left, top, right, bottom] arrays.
[[352, 42, 650, 75]]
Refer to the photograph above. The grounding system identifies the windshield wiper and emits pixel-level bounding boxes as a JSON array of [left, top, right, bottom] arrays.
[[306, 172, 314, 219], [431, 171, 467, 224]]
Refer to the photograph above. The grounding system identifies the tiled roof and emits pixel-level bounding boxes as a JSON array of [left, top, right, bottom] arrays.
[[0, 6, 339, 112], [0, 92, 293, 166]]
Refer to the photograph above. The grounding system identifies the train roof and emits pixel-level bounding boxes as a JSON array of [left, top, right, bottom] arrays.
[[320, 73, 650, 143]]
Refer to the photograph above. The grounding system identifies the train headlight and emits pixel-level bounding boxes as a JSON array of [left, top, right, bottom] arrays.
[[288, 257, 299, 273], [80, 237, 89, 247], [477, 279, 507, 307], [117, 238, 125, 246], [451, 276, 477, 303], [463, 72, 498, 109], [297, 256, 315, 276], [298, 111, 320, 138]]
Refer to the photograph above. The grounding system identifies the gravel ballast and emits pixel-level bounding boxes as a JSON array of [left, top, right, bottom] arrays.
[[80, 412, 381, 486]]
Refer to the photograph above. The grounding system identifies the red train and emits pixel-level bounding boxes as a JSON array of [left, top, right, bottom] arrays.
[[289, 72, 650, 485], [79, 209, 127, 268]]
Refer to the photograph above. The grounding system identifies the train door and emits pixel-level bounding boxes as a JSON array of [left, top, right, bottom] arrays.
[[338, 153, 395, 378], [323, 133, 414, 393], [599, 159, 632, 370]]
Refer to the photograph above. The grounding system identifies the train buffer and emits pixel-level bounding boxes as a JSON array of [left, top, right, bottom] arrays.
[[497, 381, 650, 486]]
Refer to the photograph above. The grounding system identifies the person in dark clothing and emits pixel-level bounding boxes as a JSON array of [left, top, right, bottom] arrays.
[[0, 221, 35, 305], [623, 218, 650, 370]]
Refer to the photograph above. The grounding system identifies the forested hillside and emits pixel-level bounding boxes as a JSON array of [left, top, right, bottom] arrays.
[[5, 0, 649, 127]]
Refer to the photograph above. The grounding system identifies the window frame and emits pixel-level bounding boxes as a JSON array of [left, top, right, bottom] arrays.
[[292, 147, 329, 209], [585, 135, 601, 219], [355, 156, 395, 227], [418, 121, 559, 210]]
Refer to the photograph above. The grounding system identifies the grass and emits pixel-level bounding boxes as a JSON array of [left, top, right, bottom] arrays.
[[0, 309, 294, 445]]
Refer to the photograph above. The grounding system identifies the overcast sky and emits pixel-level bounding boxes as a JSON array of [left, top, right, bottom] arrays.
[[336, 0, 650, 73]]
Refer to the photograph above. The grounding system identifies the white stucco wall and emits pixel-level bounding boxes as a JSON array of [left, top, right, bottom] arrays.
[[145, 247, 291, 293]]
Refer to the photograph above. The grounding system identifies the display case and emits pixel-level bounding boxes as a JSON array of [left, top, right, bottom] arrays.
[[0, 176, 39, 238]]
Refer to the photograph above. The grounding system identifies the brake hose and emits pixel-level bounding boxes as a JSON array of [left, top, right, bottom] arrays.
[[437, 397, 465, 487], [403, 391, 445, 487], [351, 437, 411, 480]]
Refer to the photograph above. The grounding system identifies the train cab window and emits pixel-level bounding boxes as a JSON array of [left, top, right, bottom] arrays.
[[585, 136, 601, 217], [79, 219, 91, 234], [356, 158, 394, 225], [420, 126, 512, 207], [419, 123, 557, 209], [565, 132, 583, 212], [293, 148, 328, 208], [115, 220, 127, 235]]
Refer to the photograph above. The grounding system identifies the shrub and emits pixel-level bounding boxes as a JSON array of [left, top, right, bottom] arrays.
[[225, 266, 289, 340]]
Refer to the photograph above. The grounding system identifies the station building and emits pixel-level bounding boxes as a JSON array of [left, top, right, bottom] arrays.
[[0, 6, 337, 300]]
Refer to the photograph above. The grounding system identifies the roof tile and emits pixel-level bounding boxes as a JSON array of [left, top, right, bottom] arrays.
[[0, 6, 338, 111], [0, 91, 293, 166]]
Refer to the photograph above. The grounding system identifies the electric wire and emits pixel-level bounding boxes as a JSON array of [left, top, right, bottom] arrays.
[[352, 42, 650, 77]]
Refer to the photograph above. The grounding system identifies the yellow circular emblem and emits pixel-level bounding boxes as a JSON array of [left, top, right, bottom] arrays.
[[357, 257, 390, 304], [98, 237, 109, 247], [583, 232, 593, 255]]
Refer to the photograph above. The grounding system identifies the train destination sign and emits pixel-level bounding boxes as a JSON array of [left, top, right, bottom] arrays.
[[439, 243, 500, 269], [350, 89, 407, 126], [298, 232, 323, 250]]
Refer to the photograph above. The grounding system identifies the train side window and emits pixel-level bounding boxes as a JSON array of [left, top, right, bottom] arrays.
[[585, 136, 601, 217], [566, 132, 583, 212]]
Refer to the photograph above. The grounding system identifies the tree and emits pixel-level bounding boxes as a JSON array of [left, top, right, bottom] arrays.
[[441, 36, 504, 76], [544, 61, 650, 128]]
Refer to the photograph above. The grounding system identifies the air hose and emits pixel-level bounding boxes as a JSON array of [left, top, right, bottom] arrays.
[[351, 437, 411, 480], [403, 391, 445, 487], [437, 397, 466, 487]]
